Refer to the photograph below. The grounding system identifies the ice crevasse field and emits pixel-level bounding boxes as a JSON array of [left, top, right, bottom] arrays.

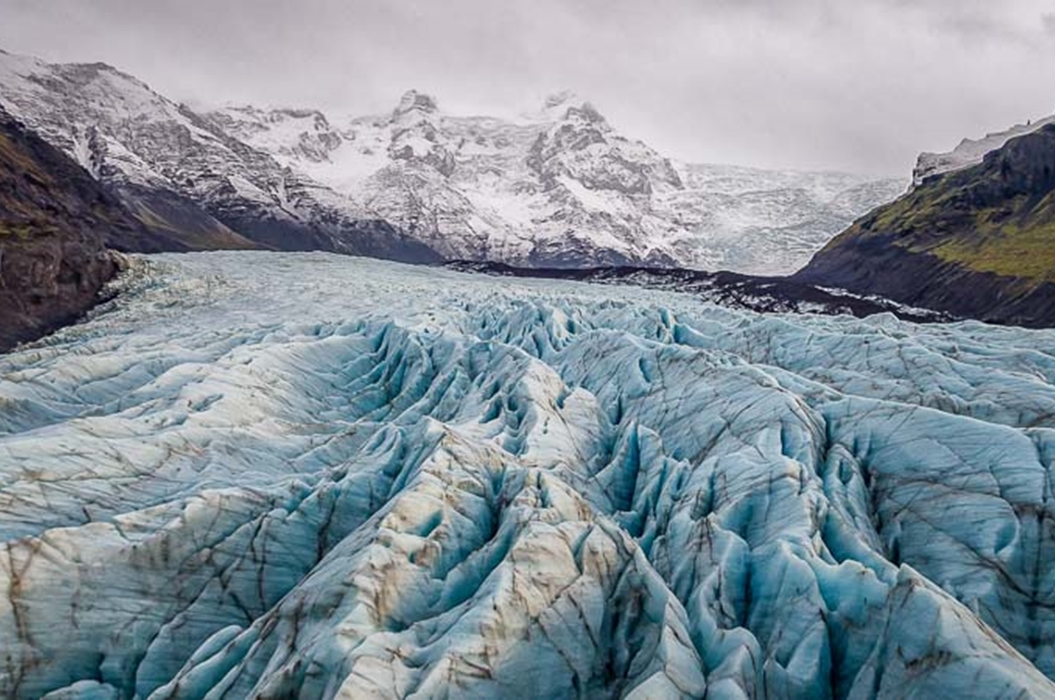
[[1, 251, 1054, 699]]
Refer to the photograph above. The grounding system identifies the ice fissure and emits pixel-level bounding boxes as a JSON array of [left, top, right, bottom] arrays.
[[1, 252, 1054, 699]]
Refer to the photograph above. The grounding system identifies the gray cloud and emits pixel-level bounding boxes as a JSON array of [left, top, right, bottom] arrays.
[[0, 0, 1053, 175]]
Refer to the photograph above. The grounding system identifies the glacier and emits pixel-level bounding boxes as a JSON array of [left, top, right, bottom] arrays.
[[1, 251, 1054, 699]]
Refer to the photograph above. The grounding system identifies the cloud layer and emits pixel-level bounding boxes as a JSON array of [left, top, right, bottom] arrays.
[[1, 0, 1053, 173]]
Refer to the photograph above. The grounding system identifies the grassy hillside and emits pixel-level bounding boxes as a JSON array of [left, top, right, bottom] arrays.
[[798, 124, 1055, 326]]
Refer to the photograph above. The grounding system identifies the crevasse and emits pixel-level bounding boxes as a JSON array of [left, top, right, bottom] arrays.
[[1, 252, 1053, 699]]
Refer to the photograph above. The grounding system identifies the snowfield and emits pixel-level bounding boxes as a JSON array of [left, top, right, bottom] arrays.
[[2, 252, 1055, 699]]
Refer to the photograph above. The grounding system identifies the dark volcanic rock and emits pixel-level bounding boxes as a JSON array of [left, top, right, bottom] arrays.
[[0, 108, 150, 350], [796, 124, 1055, 328], [219, 214, 443, 264], [446, 261, 950, 323]]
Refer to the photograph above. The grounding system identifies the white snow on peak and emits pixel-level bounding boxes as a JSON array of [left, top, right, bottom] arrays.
[[525, 90, 593, 121], [394, 88, 440, 117], [0, 46, 905, 274], [913, 112, 1055, 186], [0, 49, 384, 239], [209, 89, 903, 273]]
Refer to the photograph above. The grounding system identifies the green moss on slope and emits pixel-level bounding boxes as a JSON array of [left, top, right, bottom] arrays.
[[825, 125, 1055, 285]]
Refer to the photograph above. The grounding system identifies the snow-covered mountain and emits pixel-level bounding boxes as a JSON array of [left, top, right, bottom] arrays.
[[912, 112, 1055, 186], [0, 48, 904, 272], [2, 251, 1054, 698], [0, 49, 440, 262], [209, 90, 906, 273]]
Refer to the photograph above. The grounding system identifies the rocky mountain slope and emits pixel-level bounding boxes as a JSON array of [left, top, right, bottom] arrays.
[[0, 105, 160, 350], [797, 123, 1055, 327], [2, 251, 1054, 698], [0, 49, 441, 263], [0, 48, 902, 273], [448, 260, 949, 322], [211, 90, 905, 272], [912, 112, 1055, 187]]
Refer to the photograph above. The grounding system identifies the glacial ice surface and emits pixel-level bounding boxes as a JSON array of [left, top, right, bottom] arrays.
[[2, 251, 1055, 699]]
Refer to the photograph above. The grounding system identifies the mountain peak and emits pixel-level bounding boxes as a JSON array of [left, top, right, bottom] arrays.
[[534, 90, 605, 125], [63, 61, 134, 82], [912, 112, 1055, 186], [394, 89, 438, 117]]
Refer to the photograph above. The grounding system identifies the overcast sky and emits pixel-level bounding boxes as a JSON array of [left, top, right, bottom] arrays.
[[1, 0, 1054, 174]]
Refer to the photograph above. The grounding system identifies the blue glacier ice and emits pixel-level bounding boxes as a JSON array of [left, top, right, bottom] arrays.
[[1, 251, 1054, 699]]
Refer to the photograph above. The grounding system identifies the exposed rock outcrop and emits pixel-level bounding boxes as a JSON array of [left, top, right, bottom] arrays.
[[796, 124, 1055, 327], [912, 113, 1055, 187], [0, 107, 153, 350]]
